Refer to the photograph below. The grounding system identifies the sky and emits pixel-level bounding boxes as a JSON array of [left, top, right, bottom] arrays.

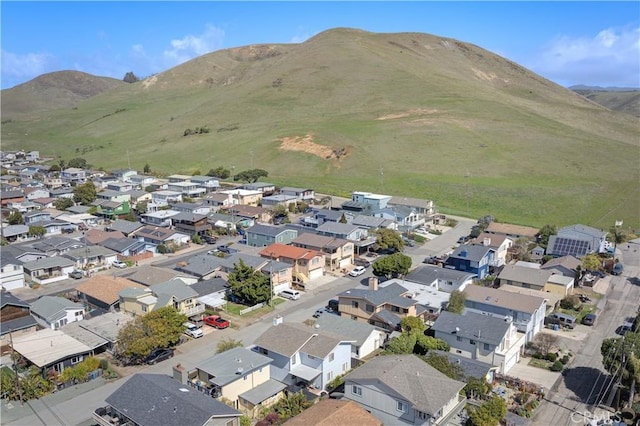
[[1, 1, 639, 90]]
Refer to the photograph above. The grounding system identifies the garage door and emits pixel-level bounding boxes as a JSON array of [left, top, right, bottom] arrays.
[[504, 352, 519, 373], [309, 268, 324, 281]]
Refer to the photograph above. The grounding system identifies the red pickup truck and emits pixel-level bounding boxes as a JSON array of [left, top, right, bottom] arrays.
[[203, 315, 230, 329]]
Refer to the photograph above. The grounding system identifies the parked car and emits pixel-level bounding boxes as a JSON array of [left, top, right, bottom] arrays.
[[203, 235, 218, 244], [144, 348, 174, 365], [69, 270, 84, 279], [353, 257, 371, 268], [217, 245, 238, 254], [112, 260, 128, 269], [457, 236, 470, 244], [349, 266, 367, 277], [327, 299, 339, 312], [582, 313, 597, 326], [203, 315, 230, 329], [544, 312, 576, 329], [617, 321, 635, 335], [183, 322, 204, 338], [611, 263, 624, 276]]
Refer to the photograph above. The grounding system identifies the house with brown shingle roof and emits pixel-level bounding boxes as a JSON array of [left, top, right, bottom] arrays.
[[284, 399, 382, 426], [259, 243, 324, 283], [85, 229, 125, 245], [471, 232, 513, 266], [485, 222, 539, 240], [76, 276, 143, 311]]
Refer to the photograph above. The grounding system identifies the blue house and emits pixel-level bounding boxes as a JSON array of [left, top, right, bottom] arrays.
[[444, 244, 494, 279]]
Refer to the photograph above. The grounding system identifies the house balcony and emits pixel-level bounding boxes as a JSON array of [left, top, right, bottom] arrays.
[[93, 406, 134, 426], [182, 303, 205, 317]]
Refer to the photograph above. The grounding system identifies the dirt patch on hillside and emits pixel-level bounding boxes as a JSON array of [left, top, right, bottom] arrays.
[[278, 134, 350, 160], [142, 75, 158, 89], [376, 108, 439, 120], [471, 67, 509, 84]]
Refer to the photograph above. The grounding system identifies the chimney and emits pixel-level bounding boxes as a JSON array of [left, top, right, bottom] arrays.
[[369, 276, 379, 291], [483, 238, 491, 246]]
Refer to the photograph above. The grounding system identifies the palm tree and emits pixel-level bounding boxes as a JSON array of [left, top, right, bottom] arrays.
[[609, 225, 626, 255]]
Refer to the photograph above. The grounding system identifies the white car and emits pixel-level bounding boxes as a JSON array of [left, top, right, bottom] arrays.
[[112, 260, 128, 269], [183, 322, 204, 339], [349, 266, 367, 277]]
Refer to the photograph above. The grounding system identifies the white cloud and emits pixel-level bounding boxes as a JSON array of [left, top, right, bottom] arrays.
[[529, 26, 640, 87], [162, 24, 225, 66], [1, 50, 53, 87]]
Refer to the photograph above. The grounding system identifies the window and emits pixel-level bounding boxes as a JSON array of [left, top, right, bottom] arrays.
[[329, 352, 334, 362], [71, 356, 83, 364], [75, 311, 83, 317], [470, 339, 476, 345], [142, 305, 148, 312], [484, 343, 491, 351], [397, 401, 408, 413], [366, 304, 374, 313], [391, 306, 400, 313], [456, 336, 462, 342], [291, 355, 297, 365], [352, 385, 362, 396], [417, 411, 429, 420], [342, 362, 349, 371], [352, 301, 359, 309], [244, 375, 248, 381], [327, 371, 333, 381]]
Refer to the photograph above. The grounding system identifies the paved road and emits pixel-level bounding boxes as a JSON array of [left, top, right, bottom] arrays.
[[532, 240, 640, 426], [3, 218, 477, 425]]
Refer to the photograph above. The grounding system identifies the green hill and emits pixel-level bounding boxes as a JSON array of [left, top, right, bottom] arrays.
[[2, 28, 638, 229]]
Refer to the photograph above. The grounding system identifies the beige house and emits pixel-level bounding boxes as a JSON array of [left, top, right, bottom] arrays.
[[185, 347, 285, 417], [118, 287, 157, 316], [498, 265, 552, 291], [259, 243, 324, 283], [220, 189, 263, 206], [337, 280, 418, 331], [291, 233, 355, 271]]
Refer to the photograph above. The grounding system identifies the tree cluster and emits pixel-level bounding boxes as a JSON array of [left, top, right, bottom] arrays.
[[446, 290, 466, 314], [54, 198, 75, 211], [468, 395, 507, 426], [601, 329, 640, 393], [385, 316, 449, 355], [73, 182, 97, 205], [0, 366, 54, 401], [115, 307, 186, 364], [227, 259, 271, 305], [372, 252, 412, 278], [206, 166, 231, 179], [123, 71, 139, 83], [374, 228, 404, 252], [183, 126, 210, 136]]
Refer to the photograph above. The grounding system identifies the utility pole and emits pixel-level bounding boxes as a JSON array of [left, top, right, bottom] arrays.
[[8, 331, 23, 404], [379, 165, 384, 192]]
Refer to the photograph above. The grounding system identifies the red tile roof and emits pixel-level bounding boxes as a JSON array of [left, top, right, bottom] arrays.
[[259, 243, 323, 260]]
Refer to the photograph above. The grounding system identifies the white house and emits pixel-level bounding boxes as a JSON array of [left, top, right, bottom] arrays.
[[252, 321, 354, 391], [30, 296, 85, 329], [312, 314, 386, 363], [472, 232, 513, 267]]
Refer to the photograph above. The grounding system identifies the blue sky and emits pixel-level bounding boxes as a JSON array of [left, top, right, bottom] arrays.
[[2, 1, 639, 90]]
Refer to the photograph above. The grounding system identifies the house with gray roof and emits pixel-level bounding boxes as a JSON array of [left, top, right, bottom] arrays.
[[261, 193, 299, 208], [279, 187, 314, 201], [30, 295, 85, 330], [337, 281, 424, 331], [547, 224, 608, 258], [188, 347, 286, 415], [106, 219, 145, 236], [252, 321, 354, 391], [431, 310, 526, 374], [1, 248, 26, 290], [444, 244, 495, 279], [463, 285, 547, 344], [406, 265, 476, 293], [63, 245, 119, 270], [245, 223, 298, 247], [431, 350, 496, 382], [389, 196, 437, 217], [343, 354, 466, 426], [352, 214, 395, 230], [372, 205, 423, 231], [1, 224, 30, 243], [125, 265, 198, 286], [100, 236, 150, 257], [150, 279, 205, 319], [22, 256, 76, 285], [190, 278, 228, 310], [312, 314, 387, 363], [63, 311, 133, 352], [316, 221, 367, 242], [94, 373, 241, 426], [174, 254, 225, 280], [540, 255, 582, 277]]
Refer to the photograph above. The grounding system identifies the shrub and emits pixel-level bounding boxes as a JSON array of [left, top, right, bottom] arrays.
[[100, 359, 109, 370], [561, 355, 570, 365], [546, 352, 558, 362], [532, 352, 543, 359], [550, 361, 564, 372]]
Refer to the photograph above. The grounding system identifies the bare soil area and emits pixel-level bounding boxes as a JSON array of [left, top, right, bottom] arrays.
[[278, 133, 350, 160]]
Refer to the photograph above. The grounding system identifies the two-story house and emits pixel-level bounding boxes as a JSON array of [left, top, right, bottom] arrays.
[[279, 187, 315, 202], [291, 233, 354, 271], [186, 346, 286, 416], [60, 168, 86, 185], [388, 196, 437, 218], [30, 295, 85, 329], [444, 244, 495, 279], [405, 265, 476, 294], [220, 189, 262, 206], [150, 279, 205, 320], [141, 209, 180, 227], [0, 291, 38, 351], [343, 354, 466, 426], [252, 322, 354, 391], [167, 181, 206, 198], [350, 191, 392, 211], [463, 285, 547, 343], [171, 212, 212, 237], [547, 224, 608, 258], [189, 175, 220, 193], [150, 190, 183, 206], [431, 311, 526, 374], [259, 243, 324, 284], [63, 245, 119, 271], [471, 233, 513, 267], [1, 249, 26, 290], [246, 224, 298, 247]]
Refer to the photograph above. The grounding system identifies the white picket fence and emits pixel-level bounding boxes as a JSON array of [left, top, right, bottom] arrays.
[[239, 302, 265, 315]]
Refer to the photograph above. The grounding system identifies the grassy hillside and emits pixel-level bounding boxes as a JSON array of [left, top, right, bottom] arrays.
[[571, 88, 640, 117], [2, 28, 639, 229]]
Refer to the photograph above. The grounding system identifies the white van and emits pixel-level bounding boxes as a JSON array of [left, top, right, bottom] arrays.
[[280, 289, 300, 300]]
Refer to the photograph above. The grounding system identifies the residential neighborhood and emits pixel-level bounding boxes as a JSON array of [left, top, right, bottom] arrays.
[[0, 155, 638, 426]]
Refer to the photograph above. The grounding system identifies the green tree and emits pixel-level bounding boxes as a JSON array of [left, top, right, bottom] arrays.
[[414, 334, 450, 355], [609, 225, 626, 254], [401, 316, 425, 334], [233, 168, 268, 183], [581, 253, 601, 272], [385, 333, 418, 354], [372, 252, 412, 278], [601, 332, 640, 393], [374, 228, 404, 252], [73, 182, 97, 205], [122, 212, 137, 222], [136, 200, 149, 214], [49, 164, 61, 172], [191, 169, 201, 176], [17, 367, 54, 401], [465, 377, 492, 400], [67, 157, 88, 168], [192, 234, 203, 244], [207, 166, 230, 179], [28, 225, 46, 238], [469, 395, 507, 426], [268, 391, 312, 419], [536, 224, 557, 248], [143, 163, 151, 174], [54, 198, 74, 211], [339, 213, 347, 224], [7, 210, 23, 225], [116, 307, 186, 363], [422, 353, 464, 380], [123, 71, 139, 83], [447, 290, 466, 314], [216, 338, 243, 354], [227, 259, 271, 305]]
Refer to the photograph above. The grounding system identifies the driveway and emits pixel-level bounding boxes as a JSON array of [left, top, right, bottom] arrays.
[[508, 359, 561, 392]]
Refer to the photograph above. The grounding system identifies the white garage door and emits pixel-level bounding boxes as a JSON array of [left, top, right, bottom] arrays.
[[309, 268, 324, 281], [504, 352, 519, 373]]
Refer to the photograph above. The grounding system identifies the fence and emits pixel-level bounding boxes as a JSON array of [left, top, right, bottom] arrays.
[[240, 302, 265, 315]]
